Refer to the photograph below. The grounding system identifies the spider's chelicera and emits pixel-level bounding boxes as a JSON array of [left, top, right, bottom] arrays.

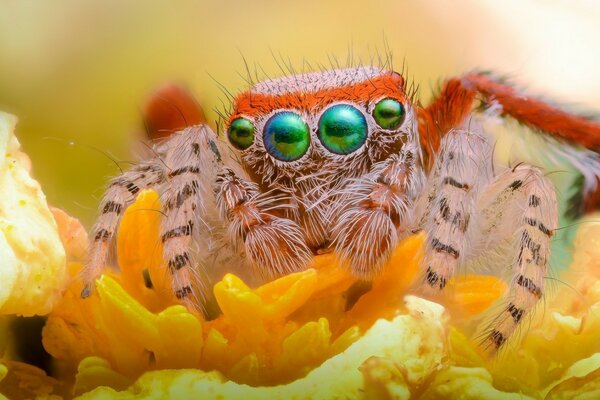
[[83, 66, 600, 352]]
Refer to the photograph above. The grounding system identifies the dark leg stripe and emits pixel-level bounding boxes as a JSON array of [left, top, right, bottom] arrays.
[[451, 211, 470, 232], [507, 303, 525, 323], [175, 286, 193, 299], [425, 266, 447, 289], [439, 197, 450, 220], [489, 330, 506, 348], [126, 182, 140, 195], [169, 166, 200, 178], [516, 274, 542, 297], [520, 231, 543, 265], [538, 223, 552, 236], [438, 198, 469, 232], [102, 201, 123, 215], [525, 217, 553, 237], [208, 139, 222, 161], [508, 180, 523, 191], [528, 195, 540, 207], [161, 221, 193, 242], [168, 252, 190, 272], [430, 237, 460, 259], [443, 177, 470, 190], [94, 229, 111, 242], [175, 181, 199, 208]]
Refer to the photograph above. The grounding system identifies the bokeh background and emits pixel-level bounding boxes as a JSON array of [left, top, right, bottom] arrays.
[[0, 0, 599, 265]]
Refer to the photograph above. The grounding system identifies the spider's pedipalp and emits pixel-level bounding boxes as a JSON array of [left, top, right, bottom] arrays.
[[476, 164, 557, 352], [215, 168, 312, 279], [83, 160, 165, 297], [331, 144, 420, 276]]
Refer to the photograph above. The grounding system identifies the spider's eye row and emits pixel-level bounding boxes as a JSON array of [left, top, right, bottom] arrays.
[[318, 104, 368, 155], [373, 98, 405, 130], [228, 117, 255, 150], [263, 111, 310, 161]]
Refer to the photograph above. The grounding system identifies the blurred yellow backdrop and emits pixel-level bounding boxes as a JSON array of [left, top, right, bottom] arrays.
[[0, 0, 599, 227]]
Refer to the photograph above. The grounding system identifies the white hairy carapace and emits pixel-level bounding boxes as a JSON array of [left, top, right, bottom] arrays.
[[83, 65, 600, 353]]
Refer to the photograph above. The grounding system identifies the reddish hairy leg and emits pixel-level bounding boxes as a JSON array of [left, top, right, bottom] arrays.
[[419, 73, 600, 211]]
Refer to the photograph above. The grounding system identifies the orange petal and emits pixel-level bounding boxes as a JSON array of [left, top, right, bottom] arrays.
[[347, 233, 424, 329], [446, 275, 508, 316], [256, 269, 319, 319], [117, 189, 176, 312]]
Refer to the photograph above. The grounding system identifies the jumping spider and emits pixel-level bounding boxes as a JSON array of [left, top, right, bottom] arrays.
[[83, 66, 600, 352]]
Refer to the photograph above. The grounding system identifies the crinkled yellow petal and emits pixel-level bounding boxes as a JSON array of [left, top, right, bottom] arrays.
[[73, 357, 130, 397], [0, 360, 61, 399], [154, 306, 203, 368], [359, 356, 410, 400], [446, 327, 485, 368], [75, 296, 446, 400], [544, 353, 600, 399], [0, 112, 67, 316], [421, 367, 535, 400]]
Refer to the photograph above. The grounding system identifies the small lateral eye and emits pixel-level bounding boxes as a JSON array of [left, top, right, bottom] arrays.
[[318, 104, 367, 155], [263, 111, 310, 161], [373, 98, 405, 130], [228, 117, 255, 150]]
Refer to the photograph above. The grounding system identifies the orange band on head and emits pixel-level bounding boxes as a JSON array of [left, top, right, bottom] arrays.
[[229, 72, 406, 124]]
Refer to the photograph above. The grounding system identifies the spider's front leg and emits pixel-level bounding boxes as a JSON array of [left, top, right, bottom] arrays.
[[82, 160, 165, 297], [420, 127, 558, 352], [215, 168, 312, 280], [420, 129, 492, 292], [476, 165, 557, 352], [331, 145, 421, 276]]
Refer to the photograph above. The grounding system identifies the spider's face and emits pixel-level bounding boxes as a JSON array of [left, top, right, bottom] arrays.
[[226, 66, 416, 185]]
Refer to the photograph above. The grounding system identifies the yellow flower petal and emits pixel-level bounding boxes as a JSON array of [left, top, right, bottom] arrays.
[[73, 357, 130, 397], [75, 296, 447, 399], [154, 306, 203, 368], [0, 360, 61, 399], [0, 112, 67, 316], [544, 353, 600, 398], [421, 367, 536, 400]]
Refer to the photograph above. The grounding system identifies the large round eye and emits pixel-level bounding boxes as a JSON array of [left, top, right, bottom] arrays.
[[318, 104, 367, 155], [228, 117, 255, 150], [373, 98, 405, 129], [263, 112, 310, 161]]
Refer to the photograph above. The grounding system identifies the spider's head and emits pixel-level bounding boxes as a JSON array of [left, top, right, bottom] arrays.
[[226, 66, 418, 185]]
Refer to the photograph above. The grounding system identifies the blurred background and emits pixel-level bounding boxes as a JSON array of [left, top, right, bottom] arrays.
[[0, 0, 599, 238]]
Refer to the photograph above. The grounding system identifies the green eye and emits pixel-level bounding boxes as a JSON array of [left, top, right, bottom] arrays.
[[228, 117, 255, 150], [373, 98, 405, 129], [318, 104, 367, 155], [263, 111, 310, 161]]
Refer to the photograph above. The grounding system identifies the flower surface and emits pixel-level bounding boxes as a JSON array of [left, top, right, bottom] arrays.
[[1, 116, 600, 398]]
